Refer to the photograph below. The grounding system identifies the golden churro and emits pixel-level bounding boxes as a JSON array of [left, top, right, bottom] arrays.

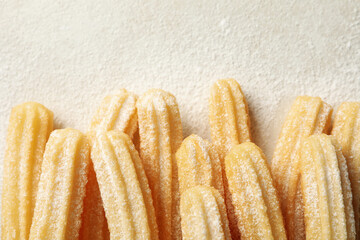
[[225, 142, 286, 240], [209, 79, 251, 239], [29, 128, 90, 240], [332, 102, 360, 237], [176, 134, 224, 196], [137, 89, 183, 240], [91, 131, 159, 240], [1, 102, 53, 240], [300, 134, 355, 239], [84, 89, 138, 239], [89, 89, 138, 138], [209, 79, 251, 159], [271, 96, 332, 240], [180, 186, 231, 240]]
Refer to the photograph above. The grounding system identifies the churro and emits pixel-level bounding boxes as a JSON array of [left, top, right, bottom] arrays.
[[225, 142, 286, 240], [209, 79, 251, 159], [137, 89, 183, 240], [300, 134, 355, 239], [332, 102, 360, 237], [180, 186, 231, 240], [271, 96, 332, 240], [29, 128, 90, 240], [91, 131, 159, 240], [176, 134, 224, 197], [89, 89, 138, 138], [1, 102, 53, 240], [209, 79, 251, 239]]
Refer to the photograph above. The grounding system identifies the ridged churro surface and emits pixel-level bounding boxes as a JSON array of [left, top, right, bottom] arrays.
[[271, 96, 332, 240], [209, 79, 251, 159], [29, 128, 90, 240], [180, 186, 231, 240], [176, 134, 224, 196], [209, 79, 251, 239], [332, 102, 360, 238], [300, 134, 355, 240], [1, 102, 53, 240], [91, 131, 159, 240], [225, 142, 286, 240], [90, 89, 138, 138], [137, 89, 183, 240]]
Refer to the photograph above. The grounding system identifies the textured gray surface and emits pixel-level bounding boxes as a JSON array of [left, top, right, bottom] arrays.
[[0, 0, 359, 204]]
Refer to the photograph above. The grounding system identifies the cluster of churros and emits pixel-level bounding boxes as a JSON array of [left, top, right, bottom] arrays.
[[1, 79, 359, 240]]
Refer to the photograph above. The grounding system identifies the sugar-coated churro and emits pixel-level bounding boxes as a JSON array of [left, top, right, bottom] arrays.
[[180, 186, 231, 240], [209, 79, 251, 159], [300, 134, 355, 240], [332, 102, 360, 238], [271, 96, 332, 240], [29, 128, 90, 240], [137, 89, 183, 240], [90, 89, 138, 139], [225, 142, 287, 240], [209, 79, 251, 239], [176, 134, 224, 197], [91, 131, 159, 240], [1, 102, 53, 240]]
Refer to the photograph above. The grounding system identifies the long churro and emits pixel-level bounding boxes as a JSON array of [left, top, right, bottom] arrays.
[[176, 134, 224, 197], [332, 102, 360, 237], [1, 102, 53, 240], [137, 89, 183, 240], [209, 79, 251, 239], [83, 89, 138, 239], [29, 128, 90, 240], [225, 142, 287, 240], [91, 131, 159, 240], [300, 134, 355, 240], [180, 186, 231, 240], [271, 96, 332, 240]]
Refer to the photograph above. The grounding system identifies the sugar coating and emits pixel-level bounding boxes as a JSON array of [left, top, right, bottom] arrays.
[[332, 102, 360, 236], [176, 134, 224, 197], [137, 89, 183, 240], [180, 186, 231, 240], [91, 131, 158, 240], [29, 128, 90, 240], [300, 134, 355, 240], [271, 96, 332, 240], [1, 102, 53, 240], [89, 89, 138, 139], [225, 142, 286, 240]]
